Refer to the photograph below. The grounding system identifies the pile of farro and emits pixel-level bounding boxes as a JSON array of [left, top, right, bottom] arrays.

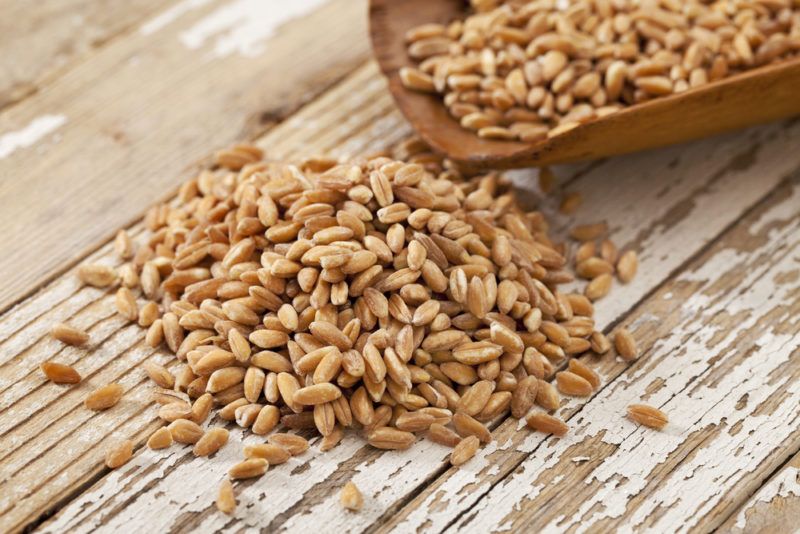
[[45, 139, 667, 515], [400, 0, 800, 142]]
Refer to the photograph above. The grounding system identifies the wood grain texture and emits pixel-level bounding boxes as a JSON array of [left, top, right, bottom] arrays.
[[0, 0, 369, 314], [0, 0, 172, 110], [369, 0, 800, 169], [721, 452, 800, 534], [385, 175, 800, 534], [11, 65, 797, 532], [0, 62, 407, 534]]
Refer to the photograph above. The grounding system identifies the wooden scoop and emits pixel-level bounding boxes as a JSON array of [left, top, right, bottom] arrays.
[[369, 0, 800, 170]]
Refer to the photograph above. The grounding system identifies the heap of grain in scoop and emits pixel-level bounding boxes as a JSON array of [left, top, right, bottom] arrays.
[[45, 139, 658, 514], [400, 0, 800, 141]]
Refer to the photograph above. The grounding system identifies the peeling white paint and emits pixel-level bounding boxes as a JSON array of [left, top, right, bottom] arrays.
[[436, 191, 800, 533], [139, 0, 213, 35], [0, 115, 66, 159], [734, 466, 800, 529], [179, 0, 328, 58], [2, 73, 800, 533]]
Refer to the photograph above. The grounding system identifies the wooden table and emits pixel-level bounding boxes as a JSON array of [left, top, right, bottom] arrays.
[[1, 1, 798, 532]]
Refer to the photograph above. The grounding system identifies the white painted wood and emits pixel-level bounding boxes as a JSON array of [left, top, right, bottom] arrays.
[[392, 178, 800, 534], [34, 109, 800, 531], [179, 0, 330, 58], [0, 115, 67, 160]]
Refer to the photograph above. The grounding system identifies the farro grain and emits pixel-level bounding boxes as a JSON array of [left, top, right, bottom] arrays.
[[51, 323, 89, 346], [78, 263, 117, 287], [535, 379, 561, 411], [85, 383, 123, 410], [144, 361, 174, 389], [450, 435, 480, 466], [617, 250, 639, 283], [229, 458, 269, 480], [244, 443, 291, 464], [568, 359, 601, 390], [427, 423, 461, 447], [40, 362, 81, 384], [367, 427, 415, 450], [267, 433, 309, 456], [615, 328, 638, 360], [627, 404, 668, 429], [147, 427, 174, 450], [158, 401, 192, 422], [193, 427, 229, 456], [105, 439, 133, 469], [340, 481, 364, 511], [216, 479, 236, 514], [452, 412, 492, 444], [169, 419, 204, 444], [526, 412, 568, 437], [585, 273, 613, 301], [556, 371, 594, 397]]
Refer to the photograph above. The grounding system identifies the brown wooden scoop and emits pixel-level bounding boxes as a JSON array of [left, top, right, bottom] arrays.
[[369, 0, 800, 170]]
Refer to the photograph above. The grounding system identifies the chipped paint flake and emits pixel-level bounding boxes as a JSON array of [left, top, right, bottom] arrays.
[[0, 115, 66, 159], [179, 0, 329, 58], [735, 466, 800, 528]]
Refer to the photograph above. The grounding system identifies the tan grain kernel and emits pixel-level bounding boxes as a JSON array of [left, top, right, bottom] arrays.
[[216, 479, 236, 514], [143, 361, 174, 389], [368, 427, 416, 450], [147, 427, 173, 450], [585, 273, 613, 301], [105, 439, 133, 469], [450, 435, 480, 466], [556, 371, 594, 396], [51, 323, 89, 346], [617, 250, 638, 283], [244, 443, 290, 464], [78, 263, 117, 287], [568, 359, 601, 390], [229, 458, 269, 479], [193, 427, 229, 456], [526, 412, 568, 437], [452, 412, 492, 444], [427, 423, 461, 447], [169, 419, 204, 444], [615, 328, 638, 360], [267, 433, 309, 456], [85, 383, 123, 410], [40, 362, 81, 384], [340, 481, 364, 511], [115, 287, 138, 321], [627, 404, 668, 429]]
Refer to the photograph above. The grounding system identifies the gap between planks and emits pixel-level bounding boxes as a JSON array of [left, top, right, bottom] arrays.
[[12, 81, 799, 533], [719, 449, 800, 533]]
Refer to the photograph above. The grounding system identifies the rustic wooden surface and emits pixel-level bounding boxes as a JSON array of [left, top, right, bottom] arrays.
[[0, 2, 799, 533]]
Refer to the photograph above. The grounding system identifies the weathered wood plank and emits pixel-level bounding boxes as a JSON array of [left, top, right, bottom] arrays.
[[0, 61, 411, 534], [0, 0, 174, 110], [0, 0, 369, 313], [277, 124, 800, 534], [0, 61, 587, 533], [384, 174, 800, 534], [720, 452, 800, 534], [29, 89, 800, 531]]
